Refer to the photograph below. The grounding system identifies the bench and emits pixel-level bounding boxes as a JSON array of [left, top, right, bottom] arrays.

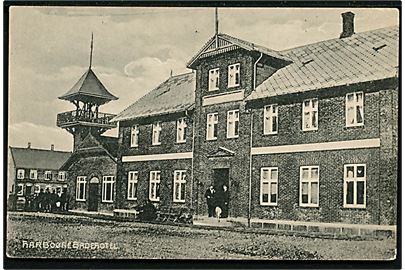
[[113, 209, 139, 220]]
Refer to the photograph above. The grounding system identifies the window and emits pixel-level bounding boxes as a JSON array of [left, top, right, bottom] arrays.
[[34, 184, 41, 193], [173, 170, 186, 203], [228, 63, 240, 87], [131, 125, 140, 147], [127, 171, 138, 200], [344, 164, 366, 208], [17, 169, 24, 179], [346, 92, 364, 127], [58, 171, 66, 181], [302, 99, 318, 131], [260, 167, 278, 205], [206, 113, 218, 140], [76, 176, 86, 201], [176, 118, 187, 143], [152, 122, 162, 145], [300, 166, 319, 207], [102, 176, 115, 203], [227, 110, 239, 138], [149, 171, 161, 202], [264, 104, 278, 134], [17, 184, 24, 196], [208, 68, 220, 91], [44, 171, 52, 180], [29, 169, 37, 180], [26, 184, 33, 195]]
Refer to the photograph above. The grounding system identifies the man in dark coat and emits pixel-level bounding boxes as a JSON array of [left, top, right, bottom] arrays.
[[204, 185, 216, 217], [221, 185, 230, 218]]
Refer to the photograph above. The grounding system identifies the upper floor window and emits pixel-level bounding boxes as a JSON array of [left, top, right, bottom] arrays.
[[102, 176, 115, 203], [227, 110, 239, 138], [152, 122, 162, 146], [173, 170, 186, 203], [44, 171, 52, 180], [131, 125, 139, 147], [302, 98, 318, 131], [344, 164, 366, 208], [208, 68, 220, 91], [228, 63, 240, 88], [206, 113, 218, 140], [58, 171, 66, 181], [29, 169, 37, 180], [176, 118, 187, 143], [260, 167, 278, 206], [346, 92, 364, 127], [76, 176, 86, 201], [264, 104, 278, 135], [300, 166, 319, 207], [17, 169, 24, 179], [127, 171, 138, 200], [149, 171, 161, 202]]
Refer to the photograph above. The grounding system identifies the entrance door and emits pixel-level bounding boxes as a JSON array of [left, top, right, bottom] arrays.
[[213, 168, 229, 191], [88, 177, 99, 212], [212, 168, 230, 217]]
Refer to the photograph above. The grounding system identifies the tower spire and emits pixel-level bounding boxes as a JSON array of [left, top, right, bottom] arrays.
[[89, 32, 94, 69], [215, 7, 219, 48]]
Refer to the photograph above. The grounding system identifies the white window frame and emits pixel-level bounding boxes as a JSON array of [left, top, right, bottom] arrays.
[[227, 110, 239, 138], [17, 183, 24, 196], [29, 169, 37, 180], [34, 184, 41, 194], [173, 170, 186, 203], [149, 171, 161, 202], [343, 164, 367, 208], [208, 68, 220, 91], [264, 104, 278, 135], [260, 167, 278, 206], [102, 176, 115, 203], [152, 122, 162, 146], [228, 63, 240, 88], [302, 98, 318, 131], [127, 171, 138, 200], [58, 171, 66, 181], [17, 169, 24, 179], [176, 118, 187, 143], [299, 166, 319, 207], [131, 125, 140, 147], [76, 176, 87, 202], [206, 113, 218, 141], [44, 171, 52, 180], [346, 92, 364, 127]]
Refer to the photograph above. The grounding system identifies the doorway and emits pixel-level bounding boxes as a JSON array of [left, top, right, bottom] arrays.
[[212, 168, 230, 217], [88, 177, 99, 212]]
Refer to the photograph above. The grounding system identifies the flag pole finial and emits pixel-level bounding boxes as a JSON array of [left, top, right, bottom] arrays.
[[89, 32, 94, 68]]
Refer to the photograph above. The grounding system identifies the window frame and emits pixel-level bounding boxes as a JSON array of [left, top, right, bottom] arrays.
[[299, 166, 320, 207], [127, 171, 138, 200], [173, 170, 187, 203], [206, 112, 218, 141], [260, 167, 278, 206], [44, 170, 52, 180], [208, 68, 220, 91], [102, 176, 115, 203], [227, 109, 240, 139], [228, 63, 240, 88], [29, 169, 38, 180], [130, 125, 140, 147], [17, 183, 24, 196], [264, 104, 278, 135], [176, 117, 187, 143], [17, 169, 25, 179], [302, 98, 318, 131], [149, 171, 161, 202], [58, 171, 66, 181], [345, 91, 364, 127], [343, 164, 367, 208], [76, 176, 87, 202], [152, 122, 162, 146]]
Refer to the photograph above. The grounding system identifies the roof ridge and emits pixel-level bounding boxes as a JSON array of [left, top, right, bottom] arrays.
[[9, 146, 72, 153]]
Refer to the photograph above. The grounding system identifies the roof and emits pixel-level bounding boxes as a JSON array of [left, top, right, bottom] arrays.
[[9, 147, 72, 170], [59, 68, 118, 102], [247, 26, 399, 101], [113, 72, 195, 122]]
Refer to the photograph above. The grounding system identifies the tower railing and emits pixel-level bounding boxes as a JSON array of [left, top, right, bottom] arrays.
[[57, 110, 116, 127]]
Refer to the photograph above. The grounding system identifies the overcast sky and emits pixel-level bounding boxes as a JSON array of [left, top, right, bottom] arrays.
[[8, 7, 399, 151]]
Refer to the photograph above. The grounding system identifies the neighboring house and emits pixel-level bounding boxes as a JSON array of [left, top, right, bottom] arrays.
[[8, 144, 71, 208]]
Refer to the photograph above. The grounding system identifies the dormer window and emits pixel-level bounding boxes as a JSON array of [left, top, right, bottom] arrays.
[[228, 63, 240, 88], [44, 171, 52, 180], [208, 68, 219, 91], [30, 169, 37, 180], [131, 125, 139, 147], [176, 118, 187, 143], [152, 122, 162, 145], [17, 169, 24, 179]]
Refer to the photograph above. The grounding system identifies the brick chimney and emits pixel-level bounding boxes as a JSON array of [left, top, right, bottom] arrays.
[[27, 142, 31, 149], [51, 144, 54, 151], [340, 11, 355, 38]]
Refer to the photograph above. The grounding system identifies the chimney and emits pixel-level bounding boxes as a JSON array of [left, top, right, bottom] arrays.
[[340, 11, 355, 38], [51, 144, 54, 151], [27, 142, 31, 149]]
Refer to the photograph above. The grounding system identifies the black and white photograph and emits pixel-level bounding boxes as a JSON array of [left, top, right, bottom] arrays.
[[4, 3, 400, 265]]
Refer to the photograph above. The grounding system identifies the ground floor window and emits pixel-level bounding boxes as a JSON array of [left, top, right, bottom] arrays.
[[344, 164, 366, 208], [76, 176, 87, 201], [17, 183, 24, 196], [173, 170, 186, 203], [127, 171, 138, 200], [102, 176, 115, 203], [149, 171, 160, 202], [300, 166, 319, 207], [260, 167, 278, 205]]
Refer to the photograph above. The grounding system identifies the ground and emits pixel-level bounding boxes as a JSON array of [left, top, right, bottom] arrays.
[[6, 212, 396, 260]]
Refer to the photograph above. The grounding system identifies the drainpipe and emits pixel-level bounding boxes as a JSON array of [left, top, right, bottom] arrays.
[[253, 52, 263, 90], [248, 110, 254, 227], [186, 109, 195, 210]]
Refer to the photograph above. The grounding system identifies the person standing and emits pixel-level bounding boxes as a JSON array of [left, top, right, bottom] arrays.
[[204, 185, 216, 217], [221, 185, 230, 218]]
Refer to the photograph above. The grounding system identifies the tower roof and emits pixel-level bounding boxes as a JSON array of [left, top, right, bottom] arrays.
[[59, 68, 118, 104]]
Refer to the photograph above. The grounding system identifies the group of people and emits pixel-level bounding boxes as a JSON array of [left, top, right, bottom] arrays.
[[24, 188, 68, 213], [205, 184, 229, 219]]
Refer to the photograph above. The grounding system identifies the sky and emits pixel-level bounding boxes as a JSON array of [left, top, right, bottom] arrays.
[[8, 7, 399, 152]]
